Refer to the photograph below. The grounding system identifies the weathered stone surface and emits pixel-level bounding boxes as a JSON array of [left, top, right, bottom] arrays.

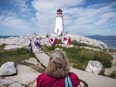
[[0, 78, 14, 86], [3, 37, 19, 45], [30, 63, 45, 73], [85, 61, 103, 74], [5, 65, 40, 85], [0, 62, 17, 76], [35, 52, 49, 67], [4, 45, 23, 50], [0, 36, 30, 47], [104, 66, 116, 76], [8, 83, 25, 87], [29, 81, 36, 87], [40, 38, 51, 46], [80, 81, 84, 87], [71, 68, 116, 87], [24, 57, 39, 65]]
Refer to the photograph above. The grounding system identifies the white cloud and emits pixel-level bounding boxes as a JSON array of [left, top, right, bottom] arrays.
[[31, 0, 84, 33], [0, 14, 35, 33], [63, 4, 116, 35], [31, 0, 116, 35], [11, 0, 29, 13], [0, 0, 115, 35], [32, 0, 84, 11]]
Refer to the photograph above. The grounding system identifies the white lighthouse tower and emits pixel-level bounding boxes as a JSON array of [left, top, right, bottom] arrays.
[[54, 8, 64, 35]]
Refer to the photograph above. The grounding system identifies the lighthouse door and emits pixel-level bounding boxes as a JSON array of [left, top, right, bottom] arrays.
[[57, 29, 59, 34]]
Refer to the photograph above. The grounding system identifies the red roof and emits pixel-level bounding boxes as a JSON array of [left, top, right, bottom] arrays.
[[57, 8, 62, 12]]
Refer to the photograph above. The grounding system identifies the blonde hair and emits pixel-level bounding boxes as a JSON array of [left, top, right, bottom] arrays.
[[46, 50, 69, 78]]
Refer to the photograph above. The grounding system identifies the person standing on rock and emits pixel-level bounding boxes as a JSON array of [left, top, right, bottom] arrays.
[[36, 50, 81, 87], [28, 39, 32, 55], [34, 37, 41, 53]]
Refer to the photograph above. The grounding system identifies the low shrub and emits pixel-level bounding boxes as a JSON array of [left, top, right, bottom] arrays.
[[109, 71, 116, 78], [108, 49, 116, 53], [72, 40, 100, 49], [72, 40, 88, 46], [41, 45, 55, 52], [92, 51, 113, 68]]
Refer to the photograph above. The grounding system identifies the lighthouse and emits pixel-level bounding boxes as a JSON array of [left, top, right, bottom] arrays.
[[54, 8, 64, 35]]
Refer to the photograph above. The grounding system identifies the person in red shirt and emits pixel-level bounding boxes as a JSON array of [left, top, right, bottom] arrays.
[[36, 50, 81, 87]]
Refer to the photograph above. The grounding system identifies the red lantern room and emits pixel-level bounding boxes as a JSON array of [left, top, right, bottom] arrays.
[[57, 8, 62, 15]]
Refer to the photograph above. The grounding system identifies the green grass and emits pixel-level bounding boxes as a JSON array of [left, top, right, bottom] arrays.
[[72, 40, 100, 49], [0, 43, 112, 72], [42, 45, 113, 70], [63, 47, 113, 69], [0, 47, 35, 66], [0, 44, 6, 52], [41, 45, 55, 52]]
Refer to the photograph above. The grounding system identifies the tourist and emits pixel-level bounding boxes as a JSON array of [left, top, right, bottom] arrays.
[[28, 39, 32, 55], [34, 37, 41, 53], [36, 50, 81, 87]]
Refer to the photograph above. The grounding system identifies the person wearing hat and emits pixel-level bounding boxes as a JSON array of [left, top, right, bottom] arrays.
[[36, 50, 81, 87]]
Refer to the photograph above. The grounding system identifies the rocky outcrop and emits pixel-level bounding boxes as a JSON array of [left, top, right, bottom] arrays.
[[4, 45, 23, 50], [0, 33, 107, 50], [0, 36, 30, 50], [0, 62, 40, 87], [5, 65, 40, 86], [85, 60, 103, 74], [2, 37, 19, 45], [66, 34, 107, 49], [0, 62, 17, 76]]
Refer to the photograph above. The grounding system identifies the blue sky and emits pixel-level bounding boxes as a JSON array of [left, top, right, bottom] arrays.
[[0, 0, 116, 36]]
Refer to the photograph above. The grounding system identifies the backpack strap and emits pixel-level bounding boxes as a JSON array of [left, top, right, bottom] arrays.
[[65, 75, 73, 87]]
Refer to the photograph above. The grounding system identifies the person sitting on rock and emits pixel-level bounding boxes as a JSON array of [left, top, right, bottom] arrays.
[[36, 50, 81, 87]]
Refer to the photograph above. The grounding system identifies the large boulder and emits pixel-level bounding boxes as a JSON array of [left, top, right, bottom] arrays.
[[24, 57, 39, 65], [85, 60, 103, 74], [0, 62, 17, 76], [5, 65, 40, 86]]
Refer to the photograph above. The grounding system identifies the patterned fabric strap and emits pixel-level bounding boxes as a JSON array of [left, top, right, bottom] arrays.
[[65, 75, 73, 87]]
